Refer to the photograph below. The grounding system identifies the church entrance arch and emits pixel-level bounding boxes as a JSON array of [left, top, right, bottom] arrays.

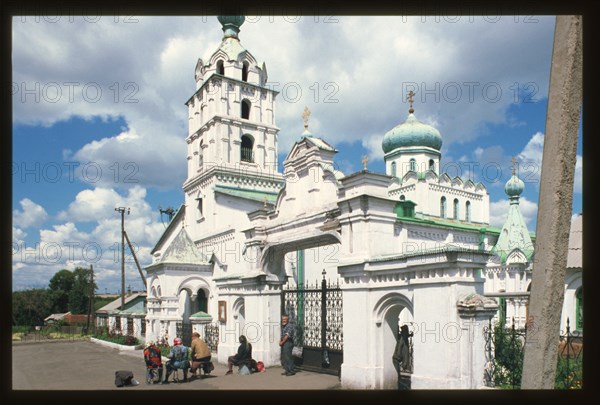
[[374, 293, 414, 389]]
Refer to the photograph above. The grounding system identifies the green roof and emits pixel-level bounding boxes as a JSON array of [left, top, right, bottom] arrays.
[[492, 196, 534, 264], [214, 185, 278, 204], [190, 311, 212, 319], [396, 213, 501, 235], [382, 113, 443, 153]]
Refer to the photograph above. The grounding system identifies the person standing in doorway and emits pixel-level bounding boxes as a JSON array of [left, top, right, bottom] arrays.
[[393, 324, 412, 373], [279, 314, 296, 376]]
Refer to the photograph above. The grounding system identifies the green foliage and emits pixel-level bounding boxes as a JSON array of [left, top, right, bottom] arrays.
[[12, 325, 30, 334], [555, 350, 583, 389], [492, 323, 524, 389], [93, 326, 140, 346], [68, 267, 97, 314], [48, 269, 75, 313], [12, 289, 53, 326], [160, 344, 172, 358]]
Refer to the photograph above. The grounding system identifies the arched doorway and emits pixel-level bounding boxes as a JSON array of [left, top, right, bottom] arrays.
[[375, 293, 414, 389]]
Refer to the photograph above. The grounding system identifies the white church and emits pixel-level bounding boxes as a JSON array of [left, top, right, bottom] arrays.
[[132, 16, 583, 389]]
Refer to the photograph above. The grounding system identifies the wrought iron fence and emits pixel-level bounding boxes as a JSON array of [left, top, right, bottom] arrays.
[[202, 322, 220, 353], [555, 319, 583, 389], [282, 276, 343, 352], [483, 317, 583, 389], [282, 272, 344, 375]]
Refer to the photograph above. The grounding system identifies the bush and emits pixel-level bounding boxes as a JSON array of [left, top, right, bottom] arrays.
[[93, 326, 140, 346], [492, 323, 525, 389], [555, 353, 583, 389], [12, 325, 31, 334]]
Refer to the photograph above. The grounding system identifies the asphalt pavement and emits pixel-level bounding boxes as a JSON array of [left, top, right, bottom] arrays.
[[11, 339, 342, 392]]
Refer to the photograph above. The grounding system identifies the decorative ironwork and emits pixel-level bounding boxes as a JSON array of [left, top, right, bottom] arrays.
[[176, 321, 193, 347], [282, 277, 343, 352], [483, 317, 583, 389], [202, 322, 220, 353], [241, 147, 254, 163], [483, 318, 526, 388], [282, 272, 343, 375], [556, 318, 583, 389]]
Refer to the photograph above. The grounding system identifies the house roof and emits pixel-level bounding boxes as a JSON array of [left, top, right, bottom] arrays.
[[44, 312, 69, 322], [64, 314, 90, 323], [96, 292, 147, 313], [155, 227, 211, 265]]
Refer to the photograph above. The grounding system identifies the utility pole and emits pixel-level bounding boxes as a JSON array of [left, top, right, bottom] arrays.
[[115, 207, 130, 310], [86, 264, 94, 334], [521, 15, 582, 388]]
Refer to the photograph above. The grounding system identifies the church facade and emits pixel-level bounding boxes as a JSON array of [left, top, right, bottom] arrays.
[[142, 16, 581, 389]]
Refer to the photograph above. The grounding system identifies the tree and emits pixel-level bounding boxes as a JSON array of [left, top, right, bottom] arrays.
[[68, 267, 97, 314], [48, 269, 75, 313], [12, 289, 53, 326]]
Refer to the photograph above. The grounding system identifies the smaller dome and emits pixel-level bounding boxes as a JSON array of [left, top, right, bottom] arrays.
[[382, 113, 443, 153], [504, 174, 524, 197], [218, 16, 245, 38]]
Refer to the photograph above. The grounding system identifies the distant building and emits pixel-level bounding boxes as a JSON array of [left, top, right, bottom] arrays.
[[95, 292, 147, 340]]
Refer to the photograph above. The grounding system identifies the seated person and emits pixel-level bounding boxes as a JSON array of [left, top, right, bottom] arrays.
[[143, 341, 163, 384], [225, 335, 252, 375], [189, 332, 213, 377], [162, 337, 190, 384]]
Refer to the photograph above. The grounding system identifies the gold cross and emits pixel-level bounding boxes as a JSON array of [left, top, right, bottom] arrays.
[[407, 90, 415, 113], [302, 106, 311, 130], [512, 156, 517, 176], [362, 155, 369, 171]]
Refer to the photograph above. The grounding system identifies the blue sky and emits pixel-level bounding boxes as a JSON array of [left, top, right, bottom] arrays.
[[12, 15, 582, 293]]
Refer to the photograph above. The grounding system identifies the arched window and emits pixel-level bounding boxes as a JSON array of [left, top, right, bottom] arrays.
[[198, 140, 204, 168], [241, 135, 254, 162], [197, 289, 208, 313], [465, 201, 471, 222], [391, 161, 397, 177], [241, 99, 251, 119], [429, 159, 435, 172], [409, 158, 416, 172], [217, 60, 224, 75], [196, 193, 203, 219], [440, 196, 447, 218], [242, 61, 249, 82], [453, 198, 459, 219], [576, 287, 583, 331]]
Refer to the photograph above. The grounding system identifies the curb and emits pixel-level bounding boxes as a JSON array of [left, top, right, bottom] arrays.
[[90, 337, 144, 350]]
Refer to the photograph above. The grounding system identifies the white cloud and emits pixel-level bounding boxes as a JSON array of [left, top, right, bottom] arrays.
[[13, 186, 165, 292], [12, 16, 556, 187], [13, 198, 48, 228], [489, 196, 538, 229], [517, 131, 582, 194], [11, 15, 560, 291], [12, 227, 27, 244]]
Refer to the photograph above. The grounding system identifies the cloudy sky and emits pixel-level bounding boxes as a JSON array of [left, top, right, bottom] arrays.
[[12, 15, 583, 293]]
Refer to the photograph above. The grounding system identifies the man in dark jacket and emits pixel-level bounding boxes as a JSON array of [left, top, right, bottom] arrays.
[[225, 335, 251, 375]]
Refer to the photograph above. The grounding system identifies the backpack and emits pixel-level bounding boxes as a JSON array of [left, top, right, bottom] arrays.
[[115, 370, 134, 387]]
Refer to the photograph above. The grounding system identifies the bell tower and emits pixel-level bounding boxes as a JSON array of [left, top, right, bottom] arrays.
[[185, 16, 279, 177], [182, 16, 284, 237]]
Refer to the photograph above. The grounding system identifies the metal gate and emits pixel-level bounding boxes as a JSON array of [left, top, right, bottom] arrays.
[[176, 321, 193, 347], [281, 271, 343, 376]]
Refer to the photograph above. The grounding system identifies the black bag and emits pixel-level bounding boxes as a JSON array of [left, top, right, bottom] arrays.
[[115, 370, 134, 387]]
